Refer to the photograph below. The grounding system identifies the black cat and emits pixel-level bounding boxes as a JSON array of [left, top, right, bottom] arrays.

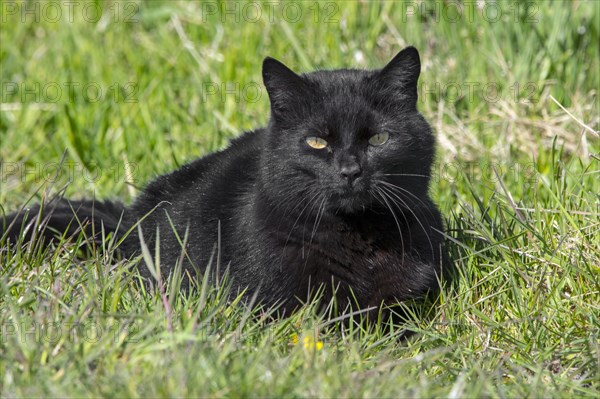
[[2, 47, 449, 316]]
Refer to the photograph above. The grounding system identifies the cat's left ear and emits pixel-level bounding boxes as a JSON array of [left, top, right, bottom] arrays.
[[377, 46, 421, 99], [262, 57, 309, 117]]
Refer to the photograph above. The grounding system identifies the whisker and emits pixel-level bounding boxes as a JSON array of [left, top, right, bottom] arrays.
[[377, 183, 435, 257], [301, 191, 325, 258], [281, 190, 321, 266], [372, 187, 406, 266], [381, 173, 430, 178], [305, 194, 328, 263], [377, 179, 434, 212]]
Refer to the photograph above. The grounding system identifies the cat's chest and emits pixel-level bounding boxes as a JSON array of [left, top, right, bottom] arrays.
[[276, 221, 397, 276]]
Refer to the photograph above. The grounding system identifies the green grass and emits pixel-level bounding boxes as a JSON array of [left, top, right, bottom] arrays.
[[1, 0, 599, 397]]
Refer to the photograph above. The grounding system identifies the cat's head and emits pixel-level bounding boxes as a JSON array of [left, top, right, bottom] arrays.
[[260, 47, 435, 215]]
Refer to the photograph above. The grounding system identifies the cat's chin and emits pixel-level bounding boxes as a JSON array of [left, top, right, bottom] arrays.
[[328, 193, 372, 215]]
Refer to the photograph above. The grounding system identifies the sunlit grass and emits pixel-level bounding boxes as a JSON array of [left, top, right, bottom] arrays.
[[1, 1, 598, 397]]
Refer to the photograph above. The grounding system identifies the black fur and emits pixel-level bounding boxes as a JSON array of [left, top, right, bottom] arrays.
[[2, 199, 126, 248], [2, 47, 449, 316]]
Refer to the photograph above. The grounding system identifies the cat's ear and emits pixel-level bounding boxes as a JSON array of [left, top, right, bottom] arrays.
[[377, 46, 421, 99], [262, 57, 308, 116]]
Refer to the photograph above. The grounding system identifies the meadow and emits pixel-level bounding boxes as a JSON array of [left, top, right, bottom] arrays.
[[1, 0, 598, 396]]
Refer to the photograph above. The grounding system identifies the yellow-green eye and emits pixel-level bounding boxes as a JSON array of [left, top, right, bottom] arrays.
[[306, 137, 328, 149], [368, 132, 389, 146]]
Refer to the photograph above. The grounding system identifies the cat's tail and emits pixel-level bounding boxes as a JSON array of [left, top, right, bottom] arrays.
[[1, 198, 131, 250]]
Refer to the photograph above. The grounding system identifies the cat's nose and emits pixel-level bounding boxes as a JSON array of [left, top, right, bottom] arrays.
[[339, 162, 362, 183]]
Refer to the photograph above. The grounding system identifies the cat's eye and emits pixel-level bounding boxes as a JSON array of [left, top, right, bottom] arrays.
[[368, 132, 389, 146], [306, 137, 328, 149]]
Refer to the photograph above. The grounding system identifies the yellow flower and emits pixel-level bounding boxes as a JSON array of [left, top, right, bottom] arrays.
[[290, 333, 299, 345], [290, 333, 324, 351], [302, 336, 323, 351]]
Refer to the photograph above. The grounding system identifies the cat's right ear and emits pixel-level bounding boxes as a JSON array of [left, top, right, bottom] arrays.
[[377, 46, 421, 101], [262, 57, 308, 117]]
